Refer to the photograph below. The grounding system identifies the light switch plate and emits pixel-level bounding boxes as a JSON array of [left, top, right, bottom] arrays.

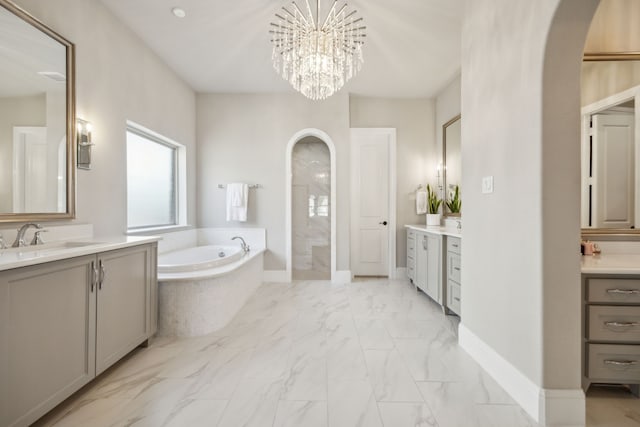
[[482, 176, 494, 194]]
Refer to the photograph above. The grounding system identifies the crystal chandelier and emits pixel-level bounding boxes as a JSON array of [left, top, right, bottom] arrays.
[[270, 0, 366, 101]]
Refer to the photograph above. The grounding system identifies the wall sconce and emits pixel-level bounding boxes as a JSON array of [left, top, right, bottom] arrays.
[[436, 162, 445, 193], [77, 119, 93, 170]]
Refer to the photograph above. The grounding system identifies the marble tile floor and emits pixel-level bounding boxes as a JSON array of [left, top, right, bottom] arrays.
[[34, 278, 638, 427]]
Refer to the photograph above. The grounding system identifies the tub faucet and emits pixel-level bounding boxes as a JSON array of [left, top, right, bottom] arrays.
[[232, 236, 250, 253], [12, 223, 42, 248]]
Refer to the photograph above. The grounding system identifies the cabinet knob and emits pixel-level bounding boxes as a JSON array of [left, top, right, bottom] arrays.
[[379, 221, 388, 226]]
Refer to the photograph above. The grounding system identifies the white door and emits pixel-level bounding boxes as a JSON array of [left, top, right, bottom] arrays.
[[350, 128, 394, 276], [13, 127, 48, 213], [591, 114, 635, 228]]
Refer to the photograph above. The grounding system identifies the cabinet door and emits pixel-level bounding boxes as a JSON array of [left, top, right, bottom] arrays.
[[96, 245, 151, 375], [0, 256, 96, 427], [426, 234, 441, 303], [149, 243, 158, 336], [415, 232, 428, 292], [407, 231, 416, 281]]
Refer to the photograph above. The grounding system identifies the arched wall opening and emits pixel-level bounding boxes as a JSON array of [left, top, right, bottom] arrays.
[[458, 0, 600, 425], [285, 128, 337, 283]]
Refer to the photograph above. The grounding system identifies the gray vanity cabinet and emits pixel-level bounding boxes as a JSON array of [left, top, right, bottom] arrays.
[[96, 245, 154, 375], [446, 237, 462, 315], [412, 231, 442, 304], [0, 243, 157, 427], [425, 234, 442, 303], [582, 275, 640, 394], [0, 255, 97, 427], [407, 229, 416, 282], [415, 231, 428, 292]]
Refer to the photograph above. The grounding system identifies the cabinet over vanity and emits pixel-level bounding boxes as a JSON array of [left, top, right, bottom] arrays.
[[0, 237, 159, 427]]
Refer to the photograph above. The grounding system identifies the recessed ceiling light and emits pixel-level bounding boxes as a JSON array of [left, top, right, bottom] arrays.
[[171, 7, 186, 18]]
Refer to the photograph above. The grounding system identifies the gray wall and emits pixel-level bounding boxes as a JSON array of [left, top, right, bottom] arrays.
[[196, 93, 351, 272], [13, 0, 197, 236], [461, 0, 599, 415], [349, 96, 435, 268]]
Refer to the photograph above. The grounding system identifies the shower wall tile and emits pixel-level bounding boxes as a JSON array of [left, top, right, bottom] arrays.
[[292, 139, 331, 279]]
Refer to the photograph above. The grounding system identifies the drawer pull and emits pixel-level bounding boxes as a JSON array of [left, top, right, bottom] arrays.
[[606, 289, 640, 295], [604, 360, 638, 367], [454, 297, 460, 302], [454, 267, 460, 271], [604, 321, 640, 328]]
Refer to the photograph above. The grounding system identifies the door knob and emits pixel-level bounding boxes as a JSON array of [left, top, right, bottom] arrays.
[[379, 221, 388, 226]]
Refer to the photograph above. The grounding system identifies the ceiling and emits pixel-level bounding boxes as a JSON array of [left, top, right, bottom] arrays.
[[99, 0, 463, 98]]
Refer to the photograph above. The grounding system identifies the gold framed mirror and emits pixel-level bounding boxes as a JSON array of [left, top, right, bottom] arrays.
[[443, 114, 461, 217], [0, 0, 75, 223]]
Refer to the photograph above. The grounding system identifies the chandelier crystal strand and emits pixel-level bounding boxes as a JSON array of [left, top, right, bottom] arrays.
[[270, 0, 366, 101]]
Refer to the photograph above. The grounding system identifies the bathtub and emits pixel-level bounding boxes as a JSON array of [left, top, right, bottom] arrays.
[[158, 245, 244, 273], [156, 228, 265, 337]]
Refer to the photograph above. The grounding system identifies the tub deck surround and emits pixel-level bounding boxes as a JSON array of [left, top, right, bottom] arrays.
[[157, 228, 266, 338]]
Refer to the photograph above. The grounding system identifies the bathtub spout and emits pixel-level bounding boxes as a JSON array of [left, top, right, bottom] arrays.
[[232, 236, 250, 253]]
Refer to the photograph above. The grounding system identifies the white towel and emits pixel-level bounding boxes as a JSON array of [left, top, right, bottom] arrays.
[[226, 183, 248, 222], [416, 190, 427, 215]]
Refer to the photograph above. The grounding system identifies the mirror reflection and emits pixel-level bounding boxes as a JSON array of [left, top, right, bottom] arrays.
[[581, 61, 640, 230], [0, 0, 73, 218], [443, 115, 461, 216]]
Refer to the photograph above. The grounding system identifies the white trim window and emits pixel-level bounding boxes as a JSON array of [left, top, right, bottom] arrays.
[[126, 122, 186, 231]]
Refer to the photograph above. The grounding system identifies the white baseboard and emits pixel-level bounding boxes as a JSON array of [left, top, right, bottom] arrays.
[[262, 270, 289, 283], [458, 324, 585, 426], [395, 267, 407, 279], [459, 323, 540, 419], [333, 270, 352, 284]]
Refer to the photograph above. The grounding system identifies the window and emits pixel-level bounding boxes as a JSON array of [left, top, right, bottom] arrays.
[[126, 122, 185, 230]]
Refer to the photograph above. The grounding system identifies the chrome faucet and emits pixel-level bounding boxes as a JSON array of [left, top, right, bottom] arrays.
[[232, 236, 250, 253], [12, 223, 43, 248]]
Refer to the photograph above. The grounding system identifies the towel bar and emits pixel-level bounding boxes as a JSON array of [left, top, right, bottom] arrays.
[[218, 184, 261, 189]]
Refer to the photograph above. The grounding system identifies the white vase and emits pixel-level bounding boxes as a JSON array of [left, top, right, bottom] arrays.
[[426, 213, 441, 226]]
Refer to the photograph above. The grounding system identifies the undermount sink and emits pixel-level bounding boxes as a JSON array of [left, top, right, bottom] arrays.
[[3, 240, 104, 254]]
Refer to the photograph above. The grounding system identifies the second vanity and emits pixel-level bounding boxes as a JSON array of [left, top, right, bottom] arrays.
[[406, 224, 462, 316], [581, 254, 640, 396], [0, 232, 159, 427]]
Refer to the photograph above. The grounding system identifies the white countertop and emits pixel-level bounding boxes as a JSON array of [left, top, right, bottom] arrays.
[[405, 224, 462, 238], [581, 253, 640, 274], [0, 235, 161, 272]]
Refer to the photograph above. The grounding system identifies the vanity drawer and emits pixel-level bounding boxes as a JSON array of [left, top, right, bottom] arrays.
[[588, 306, 640, 342], [447, 237, 461, 255], [587, 344, 640, 382], [447, 252, 461, 283], [587, 278, 640, 304], [407, 230, 415, 240], [407, 236, 415, 253], [448, 280, 461, 314]]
